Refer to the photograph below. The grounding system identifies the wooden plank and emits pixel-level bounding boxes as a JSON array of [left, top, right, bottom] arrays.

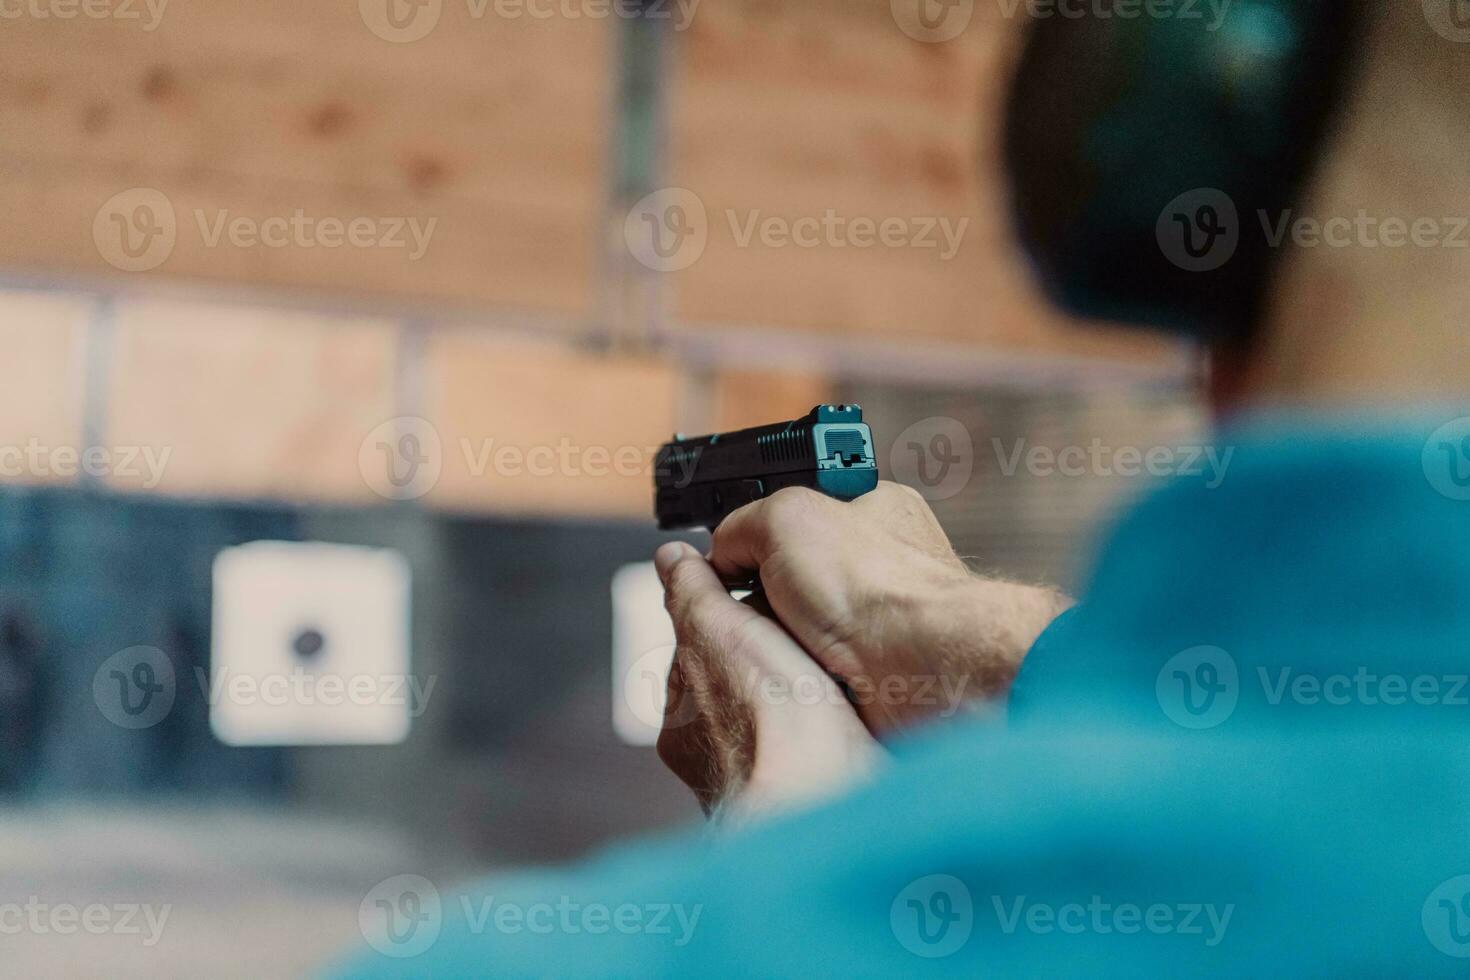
[[0, 1, 609, 316], [0, 289, 90, 485], [422, 331, 678, 517], [709, 368, 832, 433], [0, 169, 589, 315], [104, 298, 399, 501]]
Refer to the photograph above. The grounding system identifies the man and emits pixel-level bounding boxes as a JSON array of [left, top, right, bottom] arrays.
[[342, 1, 1470, 974]]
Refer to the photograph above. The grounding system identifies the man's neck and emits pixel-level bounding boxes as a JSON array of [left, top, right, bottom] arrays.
[[1231, 234, 1470, 413], [1233, 14, 1470, 414]]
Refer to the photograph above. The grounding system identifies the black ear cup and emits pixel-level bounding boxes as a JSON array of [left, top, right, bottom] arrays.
[[1001, 0, 1367, 345]]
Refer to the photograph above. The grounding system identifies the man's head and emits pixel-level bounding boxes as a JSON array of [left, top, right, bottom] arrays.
[[1001, 1, 1470, 412]]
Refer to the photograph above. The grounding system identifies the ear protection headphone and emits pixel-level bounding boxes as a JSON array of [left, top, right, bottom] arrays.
[[1001, 0, 1368, 346]]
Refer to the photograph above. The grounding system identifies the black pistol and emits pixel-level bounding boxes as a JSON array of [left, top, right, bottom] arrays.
[[654, 404, 880, 532]]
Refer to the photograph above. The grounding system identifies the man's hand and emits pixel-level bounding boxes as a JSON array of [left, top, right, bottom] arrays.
[[709, 482, 1072, 734], [654, 542, 881, 822]]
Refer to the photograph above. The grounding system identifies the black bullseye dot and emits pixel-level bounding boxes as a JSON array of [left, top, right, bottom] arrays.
[[291, 627, 327, 660]]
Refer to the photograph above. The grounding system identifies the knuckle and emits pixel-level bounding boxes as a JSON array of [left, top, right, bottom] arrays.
[[876, 480, 925, 507], [668, 589, 728, 646], [883, 481, 935, 521], [683, 592, 733, 638], [896, 482, 926, 505], [709, 513, 751, 553], [765, 486, 828, 527]]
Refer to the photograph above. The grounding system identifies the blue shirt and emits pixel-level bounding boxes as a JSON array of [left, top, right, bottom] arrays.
[[336, 412, 1470, 977]]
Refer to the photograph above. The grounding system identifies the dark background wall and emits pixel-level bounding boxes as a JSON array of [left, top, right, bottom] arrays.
[[0, 488, 703, 870]]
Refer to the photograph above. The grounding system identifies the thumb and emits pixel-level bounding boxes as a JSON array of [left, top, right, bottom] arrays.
[[655, 542, 836, 697], [656, 542, 737, 633]]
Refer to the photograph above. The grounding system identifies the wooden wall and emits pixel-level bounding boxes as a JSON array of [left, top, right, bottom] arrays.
[[0, 0, 1183, 517], [2, 291, 825, 516], [0, 0, 607, 316], [664, 0, 1168, 361]]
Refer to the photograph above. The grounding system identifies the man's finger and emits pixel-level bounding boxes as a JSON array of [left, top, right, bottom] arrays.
[[655, 541, 743, 633], [656, 540, 825, 681], [707, 497, 773, 580], [711, 484, 916, 582], [852, 480, 926, 514], [709, 486, 829, 580]]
